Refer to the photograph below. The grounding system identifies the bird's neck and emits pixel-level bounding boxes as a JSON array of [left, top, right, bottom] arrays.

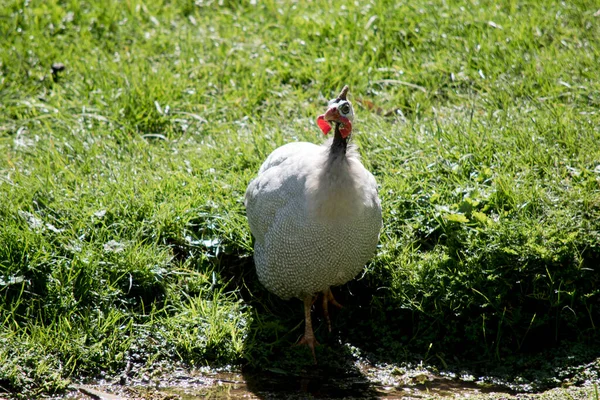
[[315, 128, 363, 220], [329, 123, 348, 156]]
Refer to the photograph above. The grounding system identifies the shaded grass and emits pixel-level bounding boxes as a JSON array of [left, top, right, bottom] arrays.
[[1, 0, 600, 397]]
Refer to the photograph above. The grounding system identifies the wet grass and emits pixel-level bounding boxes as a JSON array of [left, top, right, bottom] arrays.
[[1, 0, 600, 397]]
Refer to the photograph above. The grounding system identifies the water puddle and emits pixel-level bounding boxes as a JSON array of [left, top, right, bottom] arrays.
[[61, 350, 600, 400], [64, 364, 518, 399]]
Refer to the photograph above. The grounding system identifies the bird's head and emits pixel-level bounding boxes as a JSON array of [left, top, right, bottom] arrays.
[[316, 85, 354, 139]]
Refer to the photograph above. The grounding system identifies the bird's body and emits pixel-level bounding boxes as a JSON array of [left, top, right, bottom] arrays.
[[246, 140, 381, 300], [245, 86, 382, 362]]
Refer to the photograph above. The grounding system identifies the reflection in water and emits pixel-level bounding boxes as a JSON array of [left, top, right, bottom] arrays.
[[157, 368, 515, 399], [65, 366, 598, 399]]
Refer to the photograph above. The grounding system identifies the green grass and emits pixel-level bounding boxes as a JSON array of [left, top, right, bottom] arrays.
[[1, 0, 600, 397]]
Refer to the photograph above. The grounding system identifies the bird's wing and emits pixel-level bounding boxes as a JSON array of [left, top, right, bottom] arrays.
[[257, 142, 318, 175], [245, 142, 320, 243]]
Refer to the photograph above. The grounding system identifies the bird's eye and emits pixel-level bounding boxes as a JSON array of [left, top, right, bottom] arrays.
[[339, 103, 350, 115]]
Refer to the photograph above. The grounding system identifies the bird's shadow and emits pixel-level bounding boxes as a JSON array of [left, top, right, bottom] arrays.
[[220, 254, 386, 399]]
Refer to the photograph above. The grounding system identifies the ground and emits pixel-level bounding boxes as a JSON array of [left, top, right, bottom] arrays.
[[1, 0, 599, 398]]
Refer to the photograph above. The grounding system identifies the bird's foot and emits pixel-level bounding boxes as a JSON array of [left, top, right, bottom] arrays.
[[296, 334, 319, 364], [322, 288, 343, 332]]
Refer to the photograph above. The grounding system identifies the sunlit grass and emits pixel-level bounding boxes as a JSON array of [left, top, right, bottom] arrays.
[[1, 0, 599, 397]]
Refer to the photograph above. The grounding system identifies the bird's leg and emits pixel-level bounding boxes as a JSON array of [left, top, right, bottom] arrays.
[[296, 295, 319, 364], [322, 287, 343, 332]]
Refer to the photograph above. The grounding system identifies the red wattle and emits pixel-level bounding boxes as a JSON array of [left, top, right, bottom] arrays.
[[317, 115, 331, 135], [339, 117, 352, 138]]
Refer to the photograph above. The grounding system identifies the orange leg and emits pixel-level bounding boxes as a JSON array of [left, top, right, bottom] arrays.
[[296, 295, 319, 364], [322, 287, 343, 332]]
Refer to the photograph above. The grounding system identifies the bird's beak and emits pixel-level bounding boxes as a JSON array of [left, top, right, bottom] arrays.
[[316, 107, 352, 138]]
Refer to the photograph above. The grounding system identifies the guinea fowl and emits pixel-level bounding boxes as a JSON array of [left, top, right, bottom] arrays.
[[244, 86, 382, 363]]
